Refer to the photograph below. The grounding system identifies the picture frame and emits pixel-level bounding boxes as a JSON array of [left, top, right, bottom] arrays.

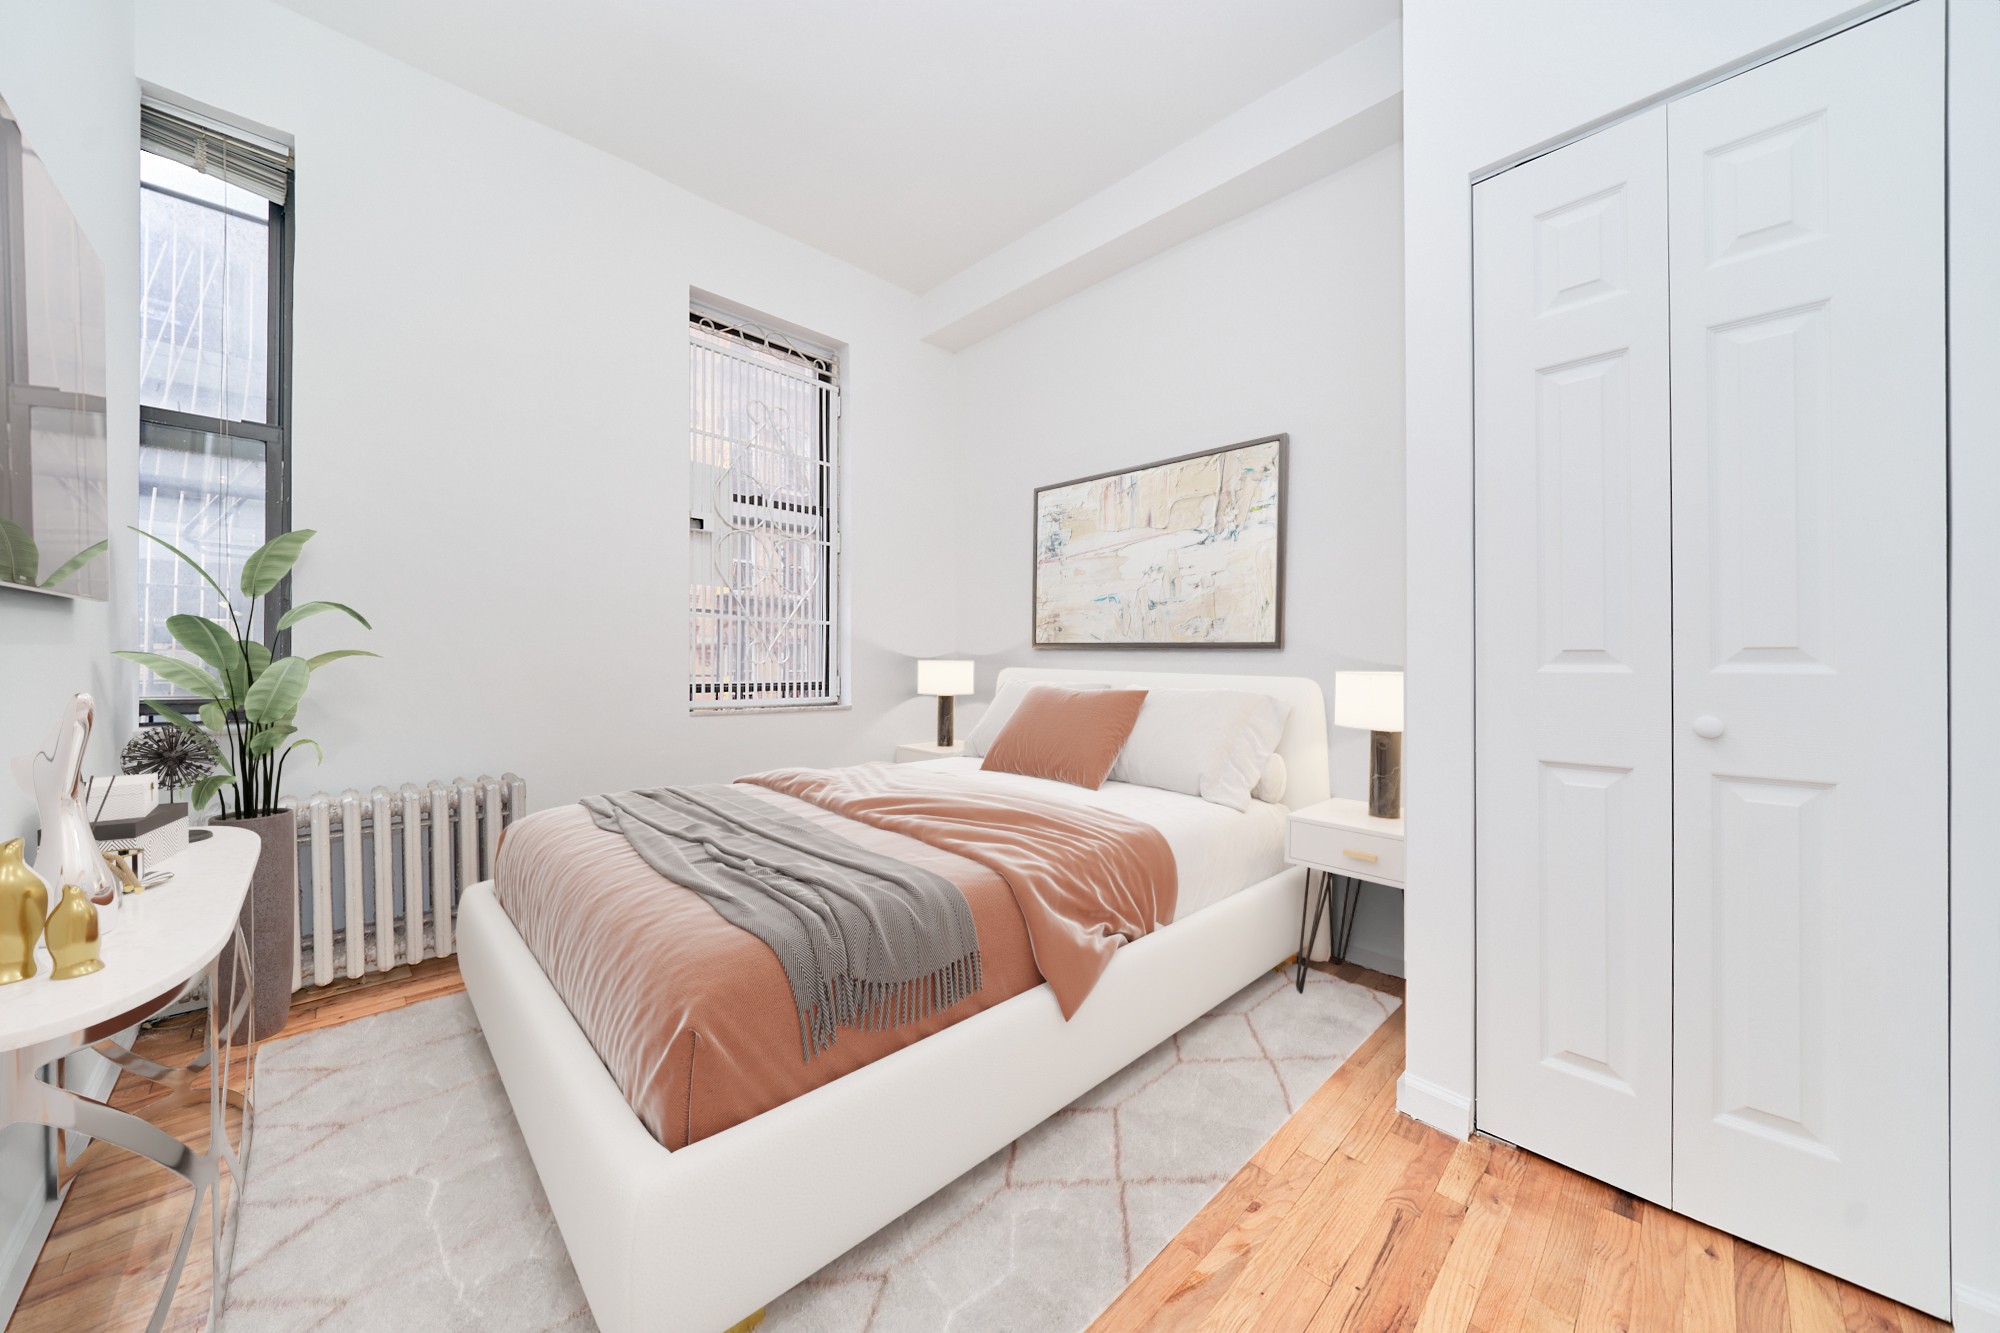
[[1032, 433, 1286, 649]]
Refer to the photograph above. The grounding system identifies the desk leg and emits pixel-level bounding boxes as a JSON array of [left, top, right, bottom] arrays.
[[0, 921, 256, 1333]]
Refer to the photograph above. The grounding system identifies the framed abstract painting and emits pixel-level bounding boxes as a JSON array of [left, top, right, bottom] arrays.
[[1032, 434, 1285, 648]]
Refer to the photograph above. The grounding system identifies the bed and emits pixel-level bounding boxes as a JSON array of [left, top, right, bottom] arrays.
[[457, 668, 1328, 1333]]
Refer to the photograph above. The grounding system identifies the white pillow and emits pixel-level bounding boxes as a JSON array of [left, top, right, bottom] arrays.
[[1254, 752, 1288, 804], [1108, 688, 1291, 811], [962, 679, 1109, 758]]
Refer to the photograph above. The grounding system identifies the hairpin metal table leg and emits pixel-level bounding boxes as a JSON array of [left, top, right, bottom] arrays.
[[1330, 875, 1363, 966], [1296, 870, 1338, 992], [1294, 869, 1314, 991]]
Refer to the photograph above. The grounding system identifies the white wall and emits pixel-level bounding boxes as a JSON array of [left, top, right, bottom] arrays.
[[132, 0, 959, 811], [0, 3, 139, 843], [952, 145, 1406, 971], [1404, 1, 1997, 1322]]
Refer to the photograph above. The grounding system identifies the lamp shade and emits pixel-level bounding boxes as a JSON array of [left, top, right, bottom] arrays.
[[1333, 671, 1403, 732], [916, 659, 975, 697]]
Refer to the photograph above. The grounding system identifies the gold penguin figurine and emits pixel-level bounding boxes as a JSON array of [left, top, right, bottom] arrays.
[[0, 837, 49, 984], [45, 883, 104, 980]]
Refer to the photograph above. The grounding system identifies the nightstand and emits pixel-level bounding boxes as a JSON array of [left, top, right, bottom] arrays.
[[894, 741, 965, 763], [1286, 796, 1404, 990]]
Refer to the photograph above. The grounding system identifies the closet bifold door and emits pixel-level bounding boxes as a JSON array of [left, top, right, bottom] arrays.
[[1667, 0, 1949, 1316], [1473, 107, 1674, 1205]]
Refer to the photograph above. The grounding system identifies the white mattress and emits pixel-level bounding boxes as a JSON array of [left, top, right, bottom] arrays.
[[904, 757, 1291, 921]]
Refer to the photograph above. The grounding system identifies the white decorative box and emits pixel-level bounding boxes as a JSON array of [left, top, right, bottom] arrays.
[[80, 774, 160, 822], [91, 802, 191, 875]]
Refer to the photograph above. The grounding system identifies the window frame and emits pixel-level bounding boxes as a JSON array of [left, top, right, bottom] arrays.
[[686, 304, 846, 714], [136, 147, 295, 722]]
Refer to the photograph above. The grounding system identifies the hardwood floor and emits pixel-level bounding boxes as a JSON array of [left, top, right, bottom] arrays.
[[8, 956, 1952, 1332], [5, 957, 466, 1333], [1090, 963, 1950, 1333]]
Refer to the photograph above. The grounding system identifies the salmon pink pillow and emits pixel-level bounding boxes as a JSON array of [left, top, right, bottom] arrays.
[[980, 686, 1148, 790]]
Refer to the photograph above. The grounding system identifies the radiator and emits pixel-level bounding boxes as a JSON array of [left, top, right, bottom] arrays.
[[287, 774, 527, 991]]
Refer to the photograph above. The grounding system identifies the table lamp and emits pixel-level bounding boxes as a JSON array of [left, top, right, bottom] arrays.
[[916, 659, 975, 747], [1334, 671, 1403, 819]]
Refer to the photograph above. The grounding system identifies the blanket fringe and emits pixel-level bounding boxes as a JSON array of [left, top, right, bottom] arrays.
[[797, 950, 986, 1062]]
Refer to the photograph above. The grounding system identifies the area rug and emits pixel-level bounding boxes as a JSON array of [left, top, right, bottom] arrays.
[[224, 968, 1398, 1332]]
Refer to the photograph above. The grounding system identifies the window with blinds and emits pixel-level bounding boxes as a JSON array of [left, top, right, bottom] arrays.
[[134, 101, 293, 713], [688, 305, 843, 709]]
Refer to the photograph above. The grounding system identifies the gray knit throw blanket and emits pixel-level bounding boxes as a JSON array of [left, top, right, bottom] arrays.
[[582, 785, 983, 1062]]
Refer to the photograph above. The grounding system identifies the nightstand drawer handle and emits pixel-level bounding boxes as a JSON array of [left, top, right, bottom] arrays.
[[1341, 848, 1379, 863]]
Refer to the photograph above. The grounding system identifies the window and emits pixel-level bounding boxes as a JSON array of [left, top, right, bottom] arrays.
[[134, 103, 292, 710], [687, 303, 842, 709]]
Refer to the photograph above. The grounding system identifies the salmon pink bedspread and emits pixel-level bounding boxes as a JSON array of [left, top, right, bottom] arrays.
[[493, 763, 1177, 1148]]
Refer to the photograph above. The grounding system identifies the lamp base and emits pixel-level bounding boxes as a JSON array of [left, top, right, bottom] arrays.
[[1368, 730, 1402, 820], [936, 696, 956, 748]]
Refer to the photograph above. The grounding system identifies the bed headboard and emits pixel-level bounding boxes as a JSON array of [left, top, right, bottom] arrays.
[[991, 667, 1331, 809]]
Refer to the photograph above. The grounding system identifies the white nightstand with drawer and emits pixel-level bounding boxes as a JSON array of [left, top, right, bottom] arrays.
[[1286, 797, 1404, 989]]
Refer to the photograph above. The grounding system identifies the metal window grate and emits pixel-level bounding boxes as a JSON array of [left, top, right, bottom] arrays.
[[688, 307, 841, 709]]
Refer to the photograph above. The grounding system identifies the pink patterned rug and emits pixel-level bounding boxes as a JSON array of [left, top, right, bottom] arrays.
[[223, 968, 1396, 1332]]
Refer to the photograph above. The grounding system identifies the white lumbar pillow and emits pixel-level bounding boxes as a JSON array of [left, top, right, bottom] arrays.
[[1107, 689, 1291, 811], [1255, 752, 1288, 804], [962, 679, 1110, 758]]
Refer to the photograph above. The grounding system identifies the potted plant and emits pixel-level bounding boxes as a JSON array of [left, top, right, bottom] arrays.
[[116, 526, 376, 1039]]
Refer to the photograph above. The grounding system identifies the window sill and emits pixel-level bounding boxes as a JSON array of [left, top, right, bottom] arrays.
[[690, 702, 851, 717]]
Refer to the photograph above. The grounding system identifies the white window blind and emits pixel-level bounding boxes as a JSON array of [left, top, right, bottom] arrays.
[[687, 305, 842, 709], [139, 101, 292, 206]]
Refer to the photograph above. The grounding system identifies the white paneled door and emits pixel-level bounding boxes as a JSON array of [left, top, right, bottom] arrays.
[[1473, 107, 1675, 1206], [1668, 1, 1948, 1314], [1474, 0, 1951, 1314]]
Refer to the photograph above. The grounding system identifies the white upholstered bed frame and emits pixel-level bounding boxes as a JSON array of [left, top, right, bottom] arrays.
[[457, 669, 1329, 1333]]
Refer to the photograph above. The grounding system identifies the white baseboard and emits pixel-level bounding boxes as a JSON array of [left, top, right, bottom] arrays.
[[1342, 944, 1405, 978], [1957, 1282, 2000, 1333], [1397, 1072, 1473, 1139]]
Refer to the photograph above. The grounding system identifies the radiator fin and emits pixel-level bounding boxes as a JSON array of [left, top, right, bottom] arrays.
[[287, 773, 525, 992]]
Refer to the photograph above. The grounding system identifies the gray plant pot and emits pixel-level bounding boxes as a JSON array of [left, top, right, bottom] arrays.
[[213, 809, 296, 1044]]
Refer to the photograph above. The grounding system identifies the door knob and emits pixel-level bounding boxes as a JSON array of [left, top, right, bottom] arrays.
[[1692, 715, 1726, 739]]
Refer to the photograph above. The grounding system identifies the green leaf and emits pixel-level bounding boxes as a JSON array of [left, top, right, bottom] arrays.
[[275, 600, 371, 633], [190, 774, 232, 812], [305, 648, 380, 671], [285, 738, 324, 766], [245, 725, 297, 758], [167, 615, 248, 696], [40, 538, 107, 590], [144, 700, 206, 736], [0, 516, 38, 585], [129, 526, 229, 604], [245, 639, 272, 680], [243, 655, 310, 724], [114, 650, 224, 700], [198, 702, 226, 736], [240, 529, 316, 600]]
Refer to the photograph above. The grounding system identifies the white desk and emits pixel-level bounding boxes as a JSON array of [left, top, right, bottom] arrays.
[[0, 826, 260, 1330], [1286, 797, 1405, 989]]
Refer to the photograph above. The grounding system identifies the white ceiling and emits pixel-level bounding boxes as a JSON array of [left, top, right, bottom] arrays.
[[266, 0, 1399, 293]]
